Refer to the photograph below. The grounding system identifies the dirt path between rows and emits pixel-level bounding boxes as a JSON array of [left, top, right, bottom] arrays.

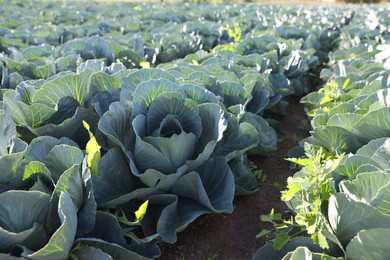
[[158, 96, 309, 260]]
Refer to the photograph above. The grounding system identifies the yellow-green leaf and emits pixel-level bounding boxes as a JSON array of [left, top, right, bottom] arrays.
[[140, 61, 150, 69], [135, 200, 149, 221], [286, 157, 312, 167], [281, 179, 302, 201], [320, 95, 332, 105], [82, 121, 101, 175], [191, 60, 199, 66], [311, 230, 329, 249], [342, 78, 350, 90]]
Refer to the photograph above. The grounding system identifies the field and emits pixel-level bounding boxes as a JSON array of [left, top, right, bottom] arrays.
[[0, 0, 389, 259]]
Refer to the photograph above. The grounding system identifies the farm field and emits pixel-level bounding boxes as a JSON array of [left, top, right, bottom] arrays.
[[0, 0, 389, 259]]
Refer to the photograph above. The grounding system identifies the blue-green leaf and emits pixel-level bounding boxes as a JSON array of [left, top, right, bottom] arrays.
[[190, 103, 227, 166], [135, 131, 197, 174], [93, 148, 144, 207], [132, 79, 184, 116], [24, 192, 78, 259], [241, 112, 277, 154], [82, 211, 126, 247], [98, 100, 134, 155], [146, 92, 202, 138], [312, 126, 361, 154], [353, 107, 390, 144], [0, 102, 16, 157], [72, 238, 149, 260], [54, 164, 83, 210], [282, 246, 340, 260], [0, 191, 50, 252], [44, 144, 84, 182], [340, 171, 390, 207], [213, 113, 259, 160], [70, 246, 112, 260], [229, 158, 258, 195], [173, 157, 234, 227], [356, 137, 390, 171], [328, 193, 390, 248], [33, 70, 93, 107], [121, 68, 176, 101], [346, 229, 390, 260]]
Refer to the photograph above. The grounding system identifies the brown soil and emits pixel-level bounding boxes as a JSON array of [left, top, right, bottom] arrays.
[[158, 96, 309, 260]]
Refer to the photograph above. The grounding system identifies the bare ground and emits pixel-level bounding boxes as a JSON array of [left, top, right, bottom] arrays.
[[158, 96, 309, 260]]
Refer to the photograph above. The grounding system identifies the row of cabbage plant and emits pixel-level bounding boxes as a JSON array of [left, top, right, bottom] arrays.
[[254, 6, 390, 259]]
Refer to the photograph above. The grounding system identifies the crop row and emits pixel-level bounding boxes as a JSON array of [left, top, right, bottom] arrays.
[[254, 6, 390, 260]]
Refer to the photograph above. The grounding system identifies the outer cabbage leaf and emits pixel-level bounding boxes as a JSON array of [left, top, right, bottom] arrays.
[[189, 103, 227, 168], [69, 246, 113, 260], [92, 148, 146, 207], [212, 112, 259, 161], [137, 156, 235, 243], [91, 88, 121, 117], [60, 40, 97, 61], [132, 79, 184, 116], [333, 138, 390, 182], [282, 247, 342, 260], [121, 68, 176, 101], [241, 112, 277, 154], [327, 113, 362, 132], [71, 238, 149, 260], [0, 102, 16, 156], [332, 155, 382, 181], [0, 102, 27, 192], [23, 192, 77, 259], [4, 85, 98, 145], [357, 88, 390, 112], [312, 126, 361, 154], [173, 156, 235, 222], [352, 107, 390, 144], [98, 100, 134, 155], [186, 71, 224, 98], [139, 194, 179, 243], [340, 171, 390, 207], [33, 70, 93, 107], [242, 74, 272, 115], [253, 237, 333, 260], [8, 136, 78, 191], [52, 162, 96, 236], [345, 228, 390, 260], [229, 157, 258, 195], [0, 191, 50, 252], [328, 193, 390, 248], [356, 137, 390, 171], [43, 144, 84, 182], [220, 81, 251, 109]]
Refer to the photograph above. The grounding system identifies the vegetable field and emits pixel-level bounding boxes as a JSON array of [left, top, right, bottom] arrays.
[[0, 0, 389, 259]]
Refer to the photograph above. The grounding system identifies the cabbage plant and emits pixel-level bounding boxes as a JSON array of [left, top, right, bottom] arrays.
[[0, 101, 150, 259], [1, 60, 130, 147], [96, 69, 260, 243]]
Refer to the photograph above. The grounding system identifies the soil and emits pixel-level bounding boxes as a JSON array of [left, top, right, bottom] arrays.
[[158, 96, 309, 260]]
